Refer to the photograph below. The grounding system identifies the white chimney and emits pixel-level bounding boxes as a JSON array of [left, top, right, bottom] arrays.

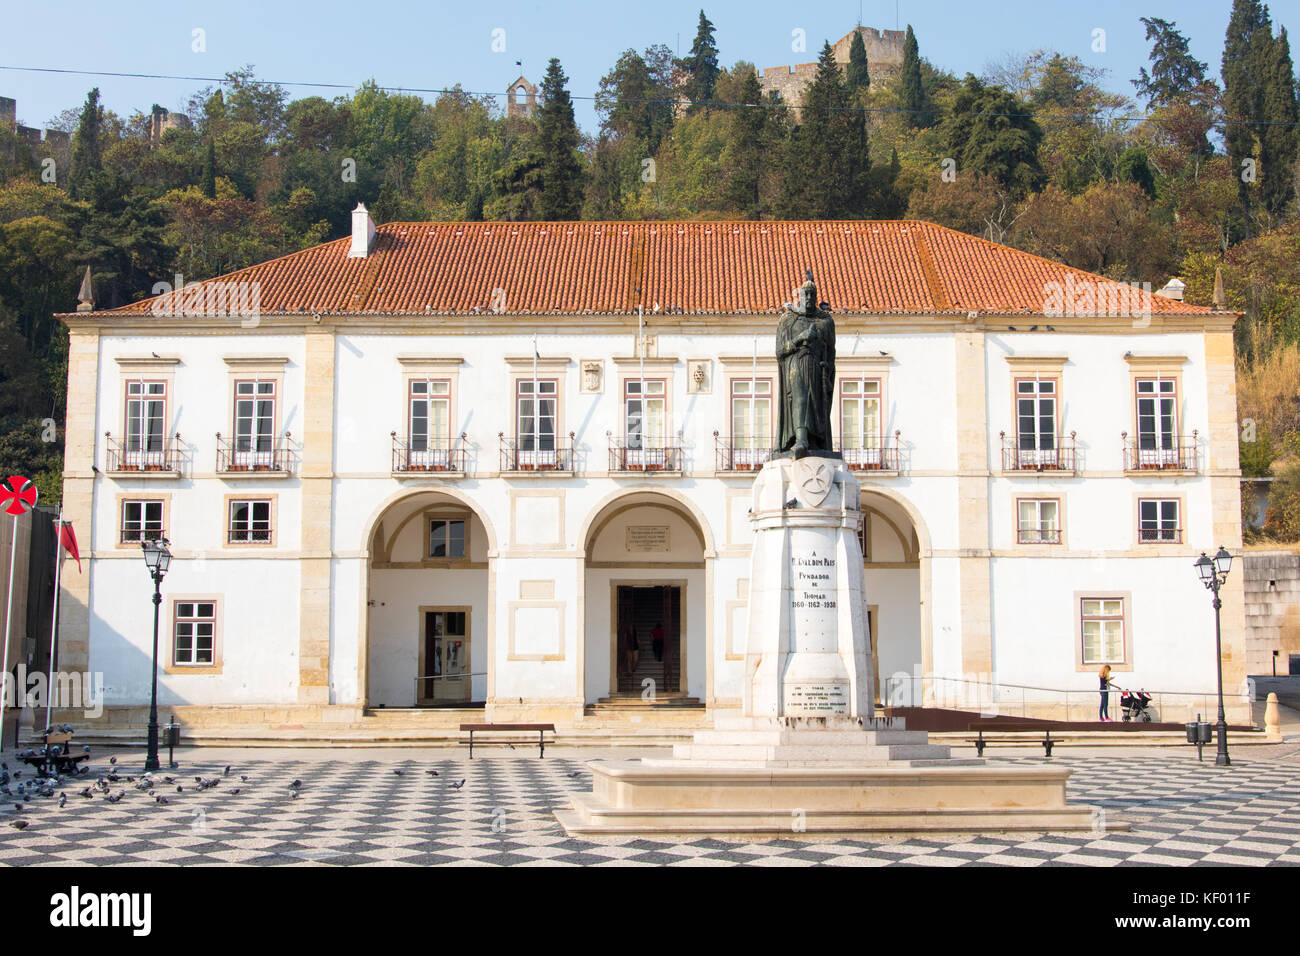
[[348, 202, 376, 258], [1156, 277, 1185, 301]]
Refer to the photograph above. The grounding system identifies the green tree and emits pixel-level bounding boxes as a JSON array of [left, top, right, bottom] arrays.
[[722, 67, 768, 216], [846, 29, 870, 94], [201, 136, 216, 198], [596, 47, 676, 154], [536, 59, 585, 220], [1222, 0, 1272, 214], [1259, 27, 1299, 216], [68, 88, 103, 201], [944, 74, 1044, 197], [899, 25, 934, 127], [681, 10, 720, 109], [1134, 17, 1209, 107]]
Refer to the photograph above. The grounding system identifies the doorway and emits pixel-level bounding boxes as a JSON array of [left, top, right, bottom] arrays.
[[614, 585, 681, 695], [417, 607, 471, 704]]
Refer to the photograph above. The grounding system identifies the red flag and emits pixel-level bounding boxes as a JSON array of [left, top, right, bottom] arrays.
[[57, 521, 81, 573]]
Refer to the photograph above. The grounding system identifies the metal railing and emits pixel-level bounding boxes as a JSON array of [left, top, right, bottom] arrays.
[[1123, 430, 1199, 472], [104, 432, 182, 473], [1000, 431, 1078, 473], [1138, 526, 1182, 543], [413, 670, 486, 701], [837, 430, 902, 472], [713, 432, 773, 472], [882, 674, 1251, 724], [607, 434, 682, 472], [498, 432, 576, 472], [216, 431, 295, 473], [392, 432, 468, 473], [227, 527, 272, 544], [1017, 527, 1062, 544], [120, 526, 167, 544]]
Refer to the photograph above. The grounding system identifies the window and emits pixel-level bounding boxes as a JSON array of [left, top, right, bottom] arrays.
[[730, 378, 772, 467], [840, 378, 882, 448], [1139, 498, 1180, 543], [1015, 377, 1057, 460], [516, 379, 557, 459], [234, 379, 276, 467], [409, 379, 452, 466], [125, 380, 166, 466], [121, 500, 164, 543], [173, 601, 216, 666], [624, 379, 666, 449], [857, 514, 869, 562], [1135, 378, 1177, 455], [228, 499, 272, 543], [429, 518, 466, 559], [1017, 499, 1060, 544], [1080, 598, 1125, 664]]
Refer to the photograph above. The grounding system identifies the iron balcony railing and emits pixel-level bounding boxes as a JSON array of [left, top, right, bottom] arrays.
[[1000, 431, 1078, 472], [392, 432, 468, 473], [1123, 430, 1199, 472], [837, 430, 902, 472], [1017, 527, 1062, 544], [120, 526, 167, 544], [216, 431, 294, 473], [498, 432, 576, 472], [228, 526, 272, 544], [607, 434, 682, 472], [1138, 526, 1182, 544], [713, 432, 773, 472], [104, 432, 182, 473]]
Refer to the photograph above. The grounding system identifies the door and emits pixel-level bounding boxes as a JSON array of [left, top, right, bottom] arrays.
[[418, 608, 470, 704]]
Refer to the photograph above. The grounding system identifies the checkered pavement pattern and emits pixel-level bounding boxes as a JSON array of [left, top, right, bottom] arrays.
[[0, 752, 1297, 866]]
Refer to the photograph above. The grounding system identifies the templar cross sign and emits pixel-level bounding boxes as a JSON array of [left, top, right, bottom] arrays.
[[0, 476, 37, 516]]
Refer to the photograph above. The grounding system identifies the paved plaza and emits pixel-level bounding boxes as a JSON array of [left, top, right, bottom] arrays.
[[0, 742, 1298, 866]]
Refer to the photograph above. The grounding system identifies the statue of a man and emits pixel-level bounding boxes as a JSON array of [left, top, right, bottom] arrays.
[[776, 270, 836, 459]]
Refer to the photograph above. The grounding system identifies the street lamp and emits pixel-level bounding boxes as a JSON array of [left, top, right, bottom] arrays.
[[1194, 546, 1233, 767], [141, 536, 172, 772]]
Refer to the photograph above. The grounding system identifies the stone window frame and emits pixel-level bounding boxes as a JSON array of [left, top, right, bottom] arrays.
[[165, 594, 223, 675], [1073, 590, 1133, 673]]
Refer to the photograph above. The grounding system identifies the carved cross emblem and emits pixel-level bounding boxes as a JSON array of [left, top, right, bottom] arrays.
[[793, 459, 834, 507]]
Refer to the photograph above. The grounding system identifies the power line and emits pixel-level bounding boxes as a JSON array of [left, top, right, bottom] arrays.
[[1, 62, 1294, 128]]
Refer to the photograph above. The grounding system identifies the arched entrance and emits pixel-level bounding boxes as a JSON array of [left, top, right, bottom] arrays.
[[362, 489, 495, 708], [581, 491, 710, 705], [859, 488, 927, 706]]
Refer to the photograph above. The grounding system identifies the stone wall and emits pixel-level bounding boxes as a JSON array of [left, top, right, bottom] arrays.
[[758, 26, 905, 107], [1243, 550, 1300, 676]]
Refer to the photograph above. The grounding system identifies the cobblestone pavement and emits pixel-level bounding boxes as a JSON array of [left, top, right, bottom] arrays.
[[1, 747, 1297, 866]]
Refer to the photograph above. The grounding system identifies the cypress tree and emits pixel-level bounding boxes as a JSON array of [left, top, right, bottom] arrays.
[[724, 68, 767, 216], [201, 137, 217, 198], [537, 58, 585, 220], [1260, 26, 1299, 215], [682, 10, 720, 109], [846, 29, 870, 93], [68, 88, 103, 201], [899, 25, 930, 127], [1222, 0, 1271, 208]]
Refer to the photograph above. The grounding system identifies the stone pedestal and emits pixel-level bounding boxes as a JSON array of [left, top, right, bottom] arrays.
[[557, 457, 1119, 838]]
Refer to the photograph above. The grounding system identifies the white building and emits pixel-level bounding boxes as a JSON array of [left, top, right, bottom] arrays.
[[55, 209, 1250, 737]]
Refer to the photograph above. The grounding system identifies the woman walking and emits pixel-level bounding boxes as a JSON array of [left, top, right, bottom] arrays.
[[1098, 664, 1115, 722]]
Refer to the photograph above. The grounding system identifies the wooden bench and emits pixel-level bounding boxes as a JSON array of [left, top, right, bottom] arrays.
[[18, 731, 90, 777], [968, 729, 1058, 758], [459, 723, 555, 759]]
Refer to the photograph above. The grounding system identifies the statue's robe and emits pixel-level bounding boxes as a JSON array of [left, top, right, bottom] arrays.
[[776, 307, 835, 453]]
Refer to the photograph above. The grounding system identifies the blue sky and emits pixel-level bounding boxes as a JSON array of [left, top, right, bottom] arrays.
[[1, 0, 1295, 133]]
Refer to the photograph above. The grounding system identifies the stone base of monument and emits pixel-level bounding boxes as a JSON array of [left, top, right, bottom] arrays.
[[555, 715, 1118, 838]]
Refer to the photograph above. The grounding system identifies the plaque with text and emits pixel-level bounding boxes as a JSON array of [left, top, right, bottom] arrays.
[[626, 525, 670, 553]]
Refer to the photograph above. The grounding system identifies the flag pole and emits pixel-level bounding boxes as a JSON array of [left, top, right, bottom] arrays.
[[46, 509, 64, 731], [0, 511, 18, 753]]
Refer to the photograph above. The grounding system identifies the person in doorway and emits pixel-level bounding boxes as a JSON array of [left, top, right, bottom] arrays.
[[1099, 664, 1116, 721], [651, 621, 665, 662], [627, 624, 640, 674]]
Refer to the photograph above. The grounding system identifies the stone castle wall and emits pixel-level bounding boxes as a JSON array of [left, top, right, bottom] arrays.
[[1243, 550, 1300, 675], [758, 26, 905, 106]]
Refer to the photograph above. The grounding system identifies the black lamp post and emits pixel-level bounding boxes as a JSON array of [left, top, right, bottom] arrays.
[[1194, 546, 1233, 767], [141, 536, 172, 772]]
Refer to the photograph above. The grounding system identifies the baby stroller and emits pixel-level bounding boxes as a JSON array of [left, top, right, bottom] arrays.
[[1120, 688, 1154, 722]]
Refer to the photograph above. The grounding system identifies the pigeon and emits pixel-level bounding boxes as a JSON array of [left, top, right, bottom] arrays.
[[240, 776, 249, 783], [507, 743, 515, 751], [784, 498, 799, 509], [106, 791, 124, 803], [162, 776, 175, 784], [58, 793, 66, 808], [229, 788, 241, 795], [288, 779, 302, 790], [223, 766, 231, 776], [194, 776, 203, 784], [567, 772, 581, 778], [78, 788, 92, 799], [154, 795, 169, 805], [451, 779, 466, 790], [289, 790, 300, 800], [425, 770, 438, 777], [82, 745, 90, 753], [393, 769, 405, 776], [9, 820, 28, 830], [176, 785, 183, 793], [109, 756, 117, 765], [12, 804, 21, 813]]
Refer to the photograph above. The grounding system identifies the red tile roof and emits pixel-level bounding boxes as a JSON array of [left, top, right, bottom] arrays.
[[91, 220, 1215, 317]]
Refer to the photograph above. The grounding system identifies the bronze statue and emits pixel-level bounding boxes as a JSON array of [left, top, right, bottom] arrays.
[[776, 270, 837, 459]]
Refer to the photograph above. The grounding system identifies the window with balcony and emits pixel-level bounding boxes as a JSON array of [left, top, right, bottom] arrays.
[[1138, 498, 1181, 543], [1009, 377, 1064, 469], [123, 380, 167, 468], [719, 378, 772, 471], [517, 378, 556, 462], [228, 499, 272, 544], [1080, 598, 1125, 665], [839, 378, 883, 466], [1017, 498, 1060, 544], [231, 379, 277, 469], [613, 378, 676, 470], [394, 378, 463, 471], [121, 499, 164, 544]]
